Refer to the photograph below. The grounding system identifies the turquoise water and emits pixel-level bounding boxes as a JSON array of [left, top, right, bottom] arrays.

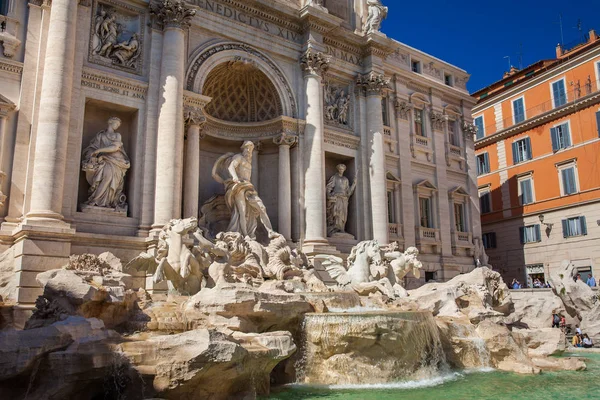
[[268, 353, 600, 400]]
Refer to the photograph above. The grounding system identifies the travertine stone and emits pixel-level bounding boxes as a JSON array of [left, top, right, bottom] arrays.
[[183, 111, 205, 219], [274, 132, 297, 239], [301, 49, 330, 245], [326, 163, 357, 237], [364, 0, 388, 34], [26, 0, 78, 221]]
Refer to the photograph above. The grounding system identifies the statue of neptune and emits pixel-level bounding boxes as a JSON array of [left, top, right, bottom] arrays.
[[81, 117, 130, 210], [212, 141, 275, 239]]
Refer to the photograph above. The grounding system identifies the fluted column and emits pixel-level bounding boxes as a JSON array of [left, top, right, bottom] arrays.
[[274, 132, 298, 239], [358, 72, 390, 245], [151, 1, 195, 228], [183, 106, 205, 218], [26, 0, 79, 221], [300, 49, 330, 245]]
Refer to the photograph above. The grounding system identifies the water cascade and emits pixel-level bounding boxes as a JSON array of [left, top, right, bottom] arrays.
[[297, 311, 448, 385]]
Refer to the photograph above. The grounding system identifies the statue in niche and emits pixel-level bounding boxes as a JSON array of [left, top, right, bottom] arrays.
[[212, 141, 275, 240], [324, 83, 351, 126], [326, 163, 358, 237], [81, 117, 130, 211], [91, 6, 141, 70], [364, 0, 388, 34]]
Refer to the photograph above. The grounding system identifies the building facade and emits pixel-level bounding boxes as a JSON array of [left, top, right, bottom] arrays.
[[473, 31, 600, 286], [0, 0, 479, 310]]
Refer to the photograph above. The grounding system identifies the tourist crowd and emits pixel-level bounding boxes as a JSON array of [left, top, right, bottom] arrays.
[[552, 313, 595, 348]]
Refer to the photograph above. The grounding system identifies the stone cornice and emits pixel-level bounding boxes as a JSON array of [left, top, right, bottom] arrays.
[[324, 129, 361, 150], [299, 4, 343, 34], [362, 31, 397, 59], [323, 36, 362, 57], [0, 59, 23, 75], [81, 68, 148, 95], [202, 115, 305, 140], [151, 0, 196, 29], [28, 0, 91, 6], [475, 90, 600, 150], [300, 49, 330, 77], [183, 90, 212, 109]]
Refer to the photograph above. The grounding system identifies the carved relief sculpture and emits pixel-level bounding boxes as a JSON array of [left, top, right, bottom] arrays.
[[81, 117, 130, 213], [430, 112, 445, 131], [212, 141, 275, 239], [326, 163, 357, 237], [89, 2, 144, 73], [324, 82, 351, 126], [364, 0, 388, 34]]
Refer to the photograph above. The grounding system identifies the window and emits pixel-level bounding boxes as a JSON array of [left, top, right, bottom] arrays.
[[387, 191, 395, 223], [482, 232, 497, 249], [512, 138, 532, 164], [518, 176, 535, 205], [552, 79, 567, 108], [551, 122, 572, 151], [519, 224, 541, 244], [414, 108, 425, 136], [558, 164, 578, 196], [382, 97, 389, 126], [448, 119, 458, 146], [412, 60, 421, 73], [445, 74, 453, 86], [476, 153, 490, 175], [479, 189, 492, 214], [562, 216, 587, 238], [419, 197, 433, 228], [474, 116, 485, 140], [425, 271, 436, 282], [454, 203, 466, 232], [513, 97, 526, 124], [596, 110, 600, 137], [0, 0, 7, 16]]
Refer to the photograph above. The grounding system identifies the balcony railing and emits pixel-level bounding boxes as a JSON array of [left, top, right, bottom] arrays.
[[455, 231, 472, 243], [388, 223, 402, 237], [414, 135, 430, 148], [448, 144, 462, 157], [383, 126, 392, 136], [476, 78, 600, 139], [417, 226, 440, 242]]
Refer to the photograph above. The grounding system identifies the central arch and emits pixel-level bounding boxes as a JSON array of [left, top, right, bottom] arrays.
[[186, 42, 298, 119]]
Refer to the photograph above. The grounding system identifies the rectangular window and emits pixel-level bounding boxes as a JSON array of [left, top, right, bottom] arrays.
[[560, 166, 578, 195], [513, 98, 526, 124], [381, 97, 389, 126], [562, 216, 587, 238], [454, 203, 466, 232], [482, 232, 497, 249], [518, 176, 534, 205], [552, 79, 567, 108], [448, 120, 458, 146], [419, 197, 433, 228], [412, 60, 421, 73], [479, 190, 492, 214], [474, 116, 485, 140], [551, 122, 572, 151], [414, 109, 425, 137], [596, 111, 600, 137], [519, 224, 541, 244], [445, 74, 453, 86], [476, 153, 490, 175], [0, 0, 7, 16], [387, 191, 395, 224], [512, 137, 532, 164]]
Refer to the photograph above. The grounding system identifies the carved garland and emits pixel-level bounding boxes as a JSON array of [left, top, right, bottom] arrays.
[[186, 43, 298, 118]]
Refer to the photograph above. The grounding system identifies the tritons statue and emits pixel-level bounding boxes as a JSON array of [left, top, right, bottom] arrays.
[[212, 141, 275, 240]]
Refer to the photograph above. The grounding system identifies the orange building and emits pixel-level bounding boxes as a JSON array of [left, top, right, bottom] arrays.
[[472, 30, 600, 287]]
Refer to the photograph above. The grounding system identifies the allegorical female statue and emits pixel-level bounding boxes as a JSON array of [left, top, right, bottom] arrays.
[[364, 0, 388, 34], [212, 141, 275, 240], [326, 163, 358, 237], [81, 117, 130, 211]]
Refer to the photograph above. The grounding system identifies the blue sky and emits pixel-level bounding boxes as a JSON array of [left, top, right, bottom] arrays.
[[380, 0, 600, 93]]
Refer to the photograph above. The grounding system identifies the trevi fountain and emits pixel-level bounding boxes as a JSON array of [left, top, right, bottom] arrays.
[[0, 0, 599, 399]]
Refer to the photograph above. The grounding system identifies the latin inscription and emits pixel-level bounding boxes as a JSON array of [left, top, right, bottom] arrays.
[[81, 80, 146, 100], [185, 0, 301, 43], [325, 45, 363, 66]]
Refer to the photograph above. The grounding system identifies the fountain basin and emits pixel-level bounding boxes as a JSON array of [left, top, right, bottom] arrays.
[[299, 311, 446, 385]]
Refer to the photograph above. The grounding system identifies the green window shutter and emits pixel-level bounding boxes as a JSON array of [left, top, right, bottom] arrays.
[[512, 142, 519, 164], [562, 219, 569, 238], [596, 111, 600, 137], [581, 217, 587, 235], [550, 127, 559, 151], [525, 137, 532, 160], [534, 224, 541, 241], [519, 227, 525, 244]]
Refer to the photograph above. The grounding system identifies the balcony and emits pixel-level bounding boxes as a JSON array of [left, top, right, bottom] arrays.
[[383, 126, 392, 136], [416, 226, 440, 242], [448, 144, 462, 157], [0, 14, 21, 58], [452, 230, 474, 256], [388, 223, 403, 238], [414, 135, 430, 148]]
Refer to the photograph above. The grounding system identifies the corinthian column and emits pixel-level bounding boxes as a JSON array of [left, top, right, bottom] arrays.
[[357, 72, 390, 245], [151, 1, 196, 228], [26, 0, 79, 221], [183, 106, 205, 218], [300, 49, 330, 245], [274, 132, 298, 240]]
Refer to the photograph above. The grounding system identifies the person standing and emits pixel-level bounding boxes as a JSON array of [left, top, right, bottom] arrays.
[[586, 275, 596, 287], [552, 313, 560, 328]]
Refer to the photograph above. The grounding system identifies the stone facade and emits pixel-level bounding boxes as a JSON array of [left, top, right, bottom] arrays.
[[0, 0, 479, 308]]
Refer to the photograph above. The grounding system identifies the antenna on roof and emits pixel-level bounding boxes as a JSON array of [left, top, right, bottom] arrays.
[[573, 19, 584, 41], [554, 13, 565, 46], [518, 43, 524, 69]]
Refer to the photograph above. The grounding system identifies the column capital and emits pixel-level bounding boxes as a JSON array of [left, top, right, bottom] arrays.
[[274, 132, 298, 148], [184, 105, 206, 127], [300, 49, 330, 78], [356, 72, 390, 97], [150, 0, 196, 30]]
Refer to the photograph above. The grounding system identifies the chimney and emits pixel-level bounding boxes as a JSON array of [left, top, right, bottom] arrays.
[[556, 43, 563, 58], [589, 29, 598, 42]]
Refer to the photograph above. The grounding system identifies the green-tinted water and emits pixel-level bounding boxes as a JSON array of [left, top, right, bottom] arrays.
[[268, 353, 600, 400]]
